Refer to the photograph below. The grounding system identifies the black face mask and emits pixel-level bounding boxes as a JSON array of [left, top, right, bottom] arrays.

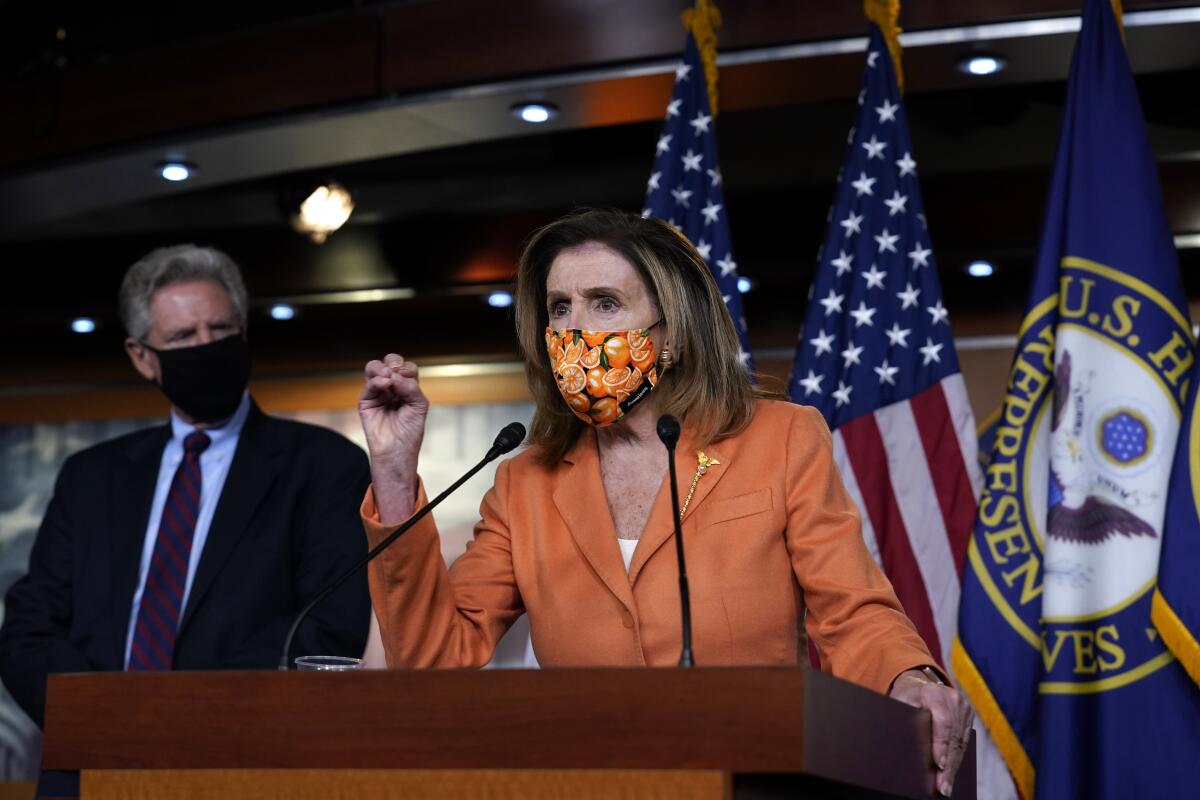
[[144, 335, 252, 423]]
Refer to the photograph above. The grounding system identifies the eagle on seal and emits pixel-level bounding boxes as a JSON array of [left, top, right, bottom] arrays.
[[1047, 349, 1156, 544]]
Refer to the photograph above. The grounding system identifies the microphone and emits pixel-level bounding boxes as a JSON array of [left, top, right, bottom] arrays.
[[278, 421, 527, 670], [486, 422, 527, 461], [656, 414, 695, 667]]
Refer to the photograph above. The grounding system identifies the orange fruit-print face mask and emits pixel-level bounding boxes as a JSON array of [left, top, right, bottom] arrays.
[[545, 324, 659, 427]]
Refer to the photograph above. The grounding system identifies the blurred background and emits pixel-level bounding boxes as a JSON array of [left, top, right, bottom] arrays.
[[2, 0, 1199, 422], [1, 0, 1199, 781]]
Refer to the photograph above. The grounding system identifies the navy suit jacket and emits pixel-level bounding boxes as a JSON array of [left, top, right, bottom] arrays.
[[0, 402, 372, 727]]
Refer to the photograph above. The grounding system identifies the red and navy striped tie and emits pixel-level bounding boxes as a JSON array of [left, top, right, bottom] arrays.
[[128, 431, 210, 670]]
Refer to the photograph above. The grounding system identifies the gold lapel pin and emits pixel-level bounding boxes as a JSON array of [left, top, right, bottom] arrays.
[[681, 451, 721, 518]]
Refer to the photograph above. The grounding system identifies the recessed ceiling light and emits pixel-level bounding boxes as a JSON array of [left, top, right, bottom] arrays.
[[737, 276, 753, 294], [966, 260, 995, 277], [70, 317, 96, 333], [487, 291, 514, 308], [957, 55, 1007, 76], [158, 161, 194, 182], [511, 102, 557, 124], [269, 304, 296, 320]]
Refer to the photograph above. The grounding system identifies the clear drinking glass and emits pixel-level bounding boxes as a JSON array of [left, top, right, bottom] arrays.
[[294, 655, 364, 671]]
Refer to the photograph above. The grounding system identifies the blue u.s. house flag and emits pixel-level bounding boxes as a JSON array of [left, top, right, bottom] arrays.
[[1155, 343, 1200, 686], [642, 29, 753, 371], [954, 0, 1200, 797]]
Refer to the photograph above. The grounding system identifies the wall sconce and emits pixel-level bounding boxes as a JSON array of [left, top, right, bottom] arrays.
[[287, 181, 354, 243]]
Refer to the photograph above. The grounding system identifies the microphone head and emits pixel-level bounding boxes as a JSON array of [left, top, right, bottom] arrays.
[[656, 415, 681, 448], [491, 422, 527, 456]]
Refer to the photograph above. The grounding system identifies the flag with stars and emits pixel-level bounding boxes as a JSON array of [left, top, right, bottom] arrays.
[[643, 33, 753, 371], [790, 28, 1021, 800], [790, 24, 981, 674]]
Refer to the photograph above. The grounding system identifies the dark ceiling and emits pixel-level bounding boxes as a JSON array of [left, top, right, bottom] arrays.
[[2, 1, 1199, 384], [0, 1, 379, 78]]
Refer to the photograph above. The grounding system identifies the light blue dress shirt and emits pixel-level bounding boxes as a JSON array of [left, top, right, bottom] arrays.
[[123, 392, 252, 667]]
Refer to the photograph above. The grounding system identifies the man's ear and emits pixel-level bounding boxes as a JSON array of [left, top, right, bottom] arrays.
[[124, 337, 158, 382]]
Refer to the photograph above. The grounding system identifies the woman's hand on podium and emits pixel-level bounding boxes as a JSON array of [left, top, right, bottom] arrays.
[[889, 668, 974, 797]]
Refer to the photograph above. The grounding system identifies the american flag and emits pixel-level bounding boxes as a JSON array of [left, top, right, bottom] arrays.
[[789, 25, 983, 670], [643, 33, 754, 371]]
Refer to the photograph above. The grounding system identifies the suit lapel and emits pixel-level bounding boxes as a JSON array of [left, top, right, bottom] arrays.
[[178, 404, 282, 633], [553, 430, 636, 613], [111, 425, 172, 664], [628, 427, 732, 584]]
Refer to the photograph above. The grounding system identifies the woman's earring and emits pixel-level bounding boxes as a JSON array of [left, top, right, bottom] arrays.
[[657, 345, 674, 372]]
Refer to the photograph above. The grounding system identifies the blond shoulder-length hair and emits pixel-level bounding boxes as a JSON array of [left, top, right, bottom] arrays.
[[515, 208, 763, 465]]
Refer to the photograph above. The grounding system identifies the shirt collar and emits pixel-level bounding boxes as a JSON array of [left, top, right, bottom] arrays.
[[169, 391, 252, 450]]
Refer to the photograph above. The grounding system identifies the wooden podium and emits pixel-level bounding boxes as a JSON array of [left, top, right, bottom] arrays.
[[42, 667, 973, 799]]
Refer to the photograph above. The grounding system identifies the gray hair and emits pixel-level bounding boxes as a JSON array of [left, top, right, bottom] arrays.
[[118, 245, 249, 341]]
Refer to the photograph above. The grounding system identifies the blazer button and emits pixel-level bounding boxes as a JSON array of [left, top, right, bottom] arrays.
[[621, 610, 635, 629]]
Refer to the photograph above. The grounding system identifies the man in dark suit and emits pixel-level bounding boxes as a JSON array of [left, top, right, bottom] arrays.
[[0, 245, 372, 732]]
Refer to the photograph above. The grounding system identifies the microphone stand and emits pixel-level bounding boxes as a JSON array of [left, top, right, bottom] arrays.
[[278, 423, 525, 670], [658, 415, 695, 667]]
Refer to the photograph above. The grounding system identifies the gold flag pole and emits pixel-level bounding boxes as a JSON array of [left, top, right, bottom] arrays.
[[681, 0, 722, 116], [1111, 0, 1127, 43], [863, 0, 904, 93]]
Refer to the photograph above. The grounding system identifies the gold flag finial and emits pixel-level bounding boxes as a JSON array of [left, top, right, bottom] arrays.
[[863, 0, 904, 93], [681, 0, 722, 116]]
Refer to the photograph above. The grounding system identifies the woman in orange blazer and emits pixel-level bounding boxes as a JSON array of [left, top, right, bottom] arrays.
[[360, 209, 973, 795]]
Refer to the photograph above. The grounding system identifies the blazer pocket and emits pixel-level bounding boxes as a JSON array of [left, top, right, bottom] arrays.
[[722, 586, 796, 664], [697, 487, 773, 527]]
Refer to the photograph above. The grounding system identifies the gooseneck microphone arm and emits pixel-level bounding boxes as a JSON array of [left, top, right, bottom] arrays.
[[657, 414, 695, 667], [278, 422, 527, 670]]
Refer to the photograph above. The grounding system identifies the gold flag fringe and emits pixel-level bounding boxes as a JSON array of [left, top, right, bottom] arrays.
[[863, 0, 904, 93], [1111, 0, 1127, 43], [1153, 589, 1200, 688], [681, 0, 722, 116]]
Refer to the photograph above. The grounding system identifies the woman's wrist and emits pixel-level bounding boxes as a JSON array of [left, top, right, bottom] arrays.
[[370, 456, 421, 525], [890, 665, 946, 694]]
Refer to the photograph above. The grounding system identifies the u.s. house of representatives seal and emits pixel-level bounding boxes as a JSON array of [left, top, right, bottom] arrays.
[[972, 256, 1193, 693]]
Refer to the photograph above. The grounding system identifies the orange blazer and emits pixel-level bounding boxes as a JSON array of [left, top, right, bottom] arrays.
[[363, 399, 935, 695]]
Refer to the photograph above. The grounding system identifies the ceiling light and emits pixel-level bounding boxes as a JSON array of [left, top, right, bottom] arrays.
[[70, 317, 96, 333], [158, 161, 194, 182], [487, 291, 514, 308], [737, 276, 753, 294], [966, 260, 995, 277], [957, 55, 1007, 76], [290, 182, 354, 243], [269, 304, 296, 320], [511, 102, 557, 124]]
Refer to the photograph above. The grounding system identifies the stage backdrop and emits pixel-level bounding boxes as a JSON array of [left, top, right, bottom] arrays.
[[0, 399, 536, 780]]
